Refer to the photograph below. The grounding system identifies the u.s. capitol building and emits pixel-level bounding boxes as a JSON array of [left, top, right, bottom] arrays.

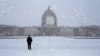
[[0, 6, 100, 37], [24, 6, 74, 36], [24, 6, 100, 37]]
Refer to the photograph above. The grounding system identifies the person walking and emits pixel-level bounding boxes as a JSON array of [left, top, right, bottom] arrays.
[[27, 35, 32, 50]]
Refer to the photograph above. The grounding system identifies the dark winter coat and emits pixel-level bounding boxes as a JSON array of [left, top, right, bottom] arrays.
[[27, 37, 32, 45]]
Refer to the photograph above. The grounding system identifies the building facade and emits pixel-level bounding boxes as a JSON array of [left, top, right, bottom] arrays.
[[0, 6, 100, 37], [24, 6, 74, 36], [0, 25, 24, 36], [24, 6, 100, 37]]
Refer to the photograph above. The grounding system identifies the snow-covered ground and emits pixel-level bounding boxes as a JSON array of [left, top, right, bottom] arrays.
[[0, 36, 100, 56]]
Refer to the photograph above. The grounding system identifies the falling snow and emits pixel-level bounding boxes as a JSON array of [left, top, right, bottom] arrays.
[[62, 14, 66, 18], [96, 0, 100, 3], [0, 0, 100, 27], [1, 10, 5, 13]]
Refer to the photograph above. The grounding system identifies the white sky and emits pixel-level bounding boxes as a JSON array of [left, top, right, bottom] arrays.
[[0, 0, 100, 27]]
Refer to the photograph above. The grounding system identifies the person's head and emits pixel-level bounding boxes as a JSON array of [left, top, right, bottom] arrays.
[[28, 35, 30, 37]]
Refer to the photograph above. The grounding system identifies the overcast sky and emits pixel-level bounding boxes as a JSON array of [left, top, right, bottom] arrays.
[[0, 0, 100, 27]]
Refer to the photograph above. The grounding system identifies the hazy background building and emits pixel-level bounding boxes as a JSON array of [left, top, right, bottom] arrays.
[[0, 25, 24, 36], [0, 7, 100, 37], [23, 7, 100, 37]]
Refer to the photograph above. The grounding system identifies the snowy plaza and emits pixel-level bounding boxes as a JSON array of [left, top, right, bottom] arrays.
[[0, 36, 100, 56]]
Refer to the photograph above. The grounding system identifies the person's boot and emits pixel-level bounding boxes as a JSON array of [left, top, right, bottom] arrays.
[[30, 45, 31, 50], [29, 45, 31, 50]]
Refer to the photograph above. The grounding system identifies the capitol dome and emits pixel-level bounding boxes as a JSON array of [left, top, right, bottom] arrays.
[[41, 6, 57, 27]]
